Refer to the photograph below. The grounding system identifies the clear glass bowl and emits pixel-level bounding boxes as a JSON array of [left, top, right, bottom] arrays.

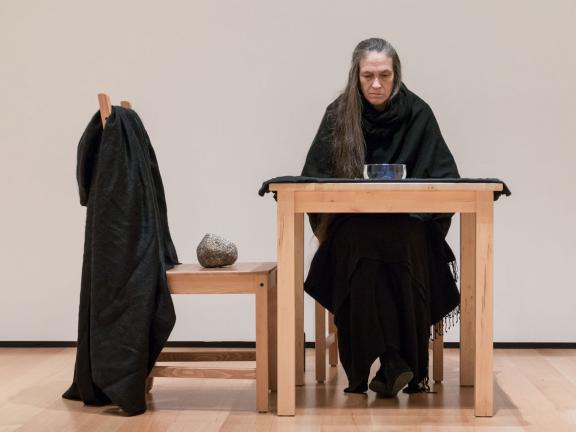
[[364, 163, 407, 180]]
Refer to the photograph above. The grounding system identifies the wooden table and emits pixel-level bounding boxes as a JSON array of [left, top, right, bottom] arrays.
[[269, 182, 503, 417]]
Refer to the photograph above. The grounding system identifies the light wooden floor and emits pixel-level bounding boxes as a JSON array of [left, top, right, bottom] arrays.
[[1, 348, 575, 431]]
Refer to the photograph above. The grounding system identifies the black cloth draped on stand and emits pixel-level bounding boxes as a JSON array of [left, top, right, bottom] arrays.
[[63, 107, 179, 415], [301, 84, 463, 393]]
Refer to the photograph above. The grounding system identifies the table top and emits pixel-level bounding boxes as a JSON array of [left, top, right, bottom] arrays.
[[268, 182, 504, 192], [167, 262, 277, 276]]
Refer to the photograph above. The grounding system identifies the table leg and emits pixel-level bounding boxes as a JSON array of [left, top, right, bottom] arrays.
[[295, 213, 305, 386], [268, 269, 277, 392], [276, 191, 296, 416], [474, 192, 494, 417], [460, 213, 476, 387]]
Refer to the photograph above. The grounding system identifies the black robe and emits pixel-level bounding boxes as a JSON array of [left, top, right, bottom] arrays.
[[302, 84, 461, 392], [63, 107, 179, 415]]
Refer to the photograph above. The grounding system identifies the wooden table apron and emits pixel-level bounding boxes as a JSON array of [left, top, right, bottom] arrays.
[[269, 182, 502, 417]]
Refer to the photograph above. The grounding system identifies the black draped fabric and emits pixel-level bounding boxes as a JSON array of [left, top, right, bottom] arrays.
[[301, 83, 461, 392], [63, 107, 179, 415]]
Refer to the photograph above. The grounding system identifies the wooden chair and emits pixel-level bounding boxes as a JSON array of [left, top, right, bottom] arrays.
[[151, 263, 277, 413], [97, 94, 277, 413], [314, 303, 444, 384]]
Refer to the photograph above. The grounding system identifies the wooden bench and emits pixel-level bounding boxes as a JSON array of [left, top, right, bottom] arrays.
[[148, 262, 277, 413]]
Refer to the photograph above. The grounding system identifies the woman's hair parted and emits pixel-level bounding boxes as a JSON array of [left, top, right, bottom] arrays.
[[330, 38, 402, 178]]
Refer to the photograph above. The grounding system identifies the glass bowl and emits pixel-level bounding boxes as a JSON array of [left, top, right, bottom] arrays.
[[364, 163, 407, 180]]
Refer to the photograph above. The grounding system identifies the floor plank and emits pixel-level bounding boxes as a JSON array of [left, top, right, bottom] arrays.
[[0, 348, 574, 431]]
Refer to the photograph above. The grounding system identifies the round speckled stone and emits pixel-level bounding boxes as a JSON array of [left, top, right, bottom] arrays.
[[196, 233, 238, 268]]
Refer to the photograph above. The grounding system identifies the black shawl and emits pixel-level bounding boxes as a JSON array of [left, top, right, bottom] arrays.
[[303, 83, 460, 236], [301, 83, 461, 329], [63, 107, 179, 415]]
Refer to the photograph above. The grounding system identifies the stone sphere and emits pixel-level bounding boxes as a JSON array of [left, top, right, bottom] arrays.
[[196, 233, 238, 268]]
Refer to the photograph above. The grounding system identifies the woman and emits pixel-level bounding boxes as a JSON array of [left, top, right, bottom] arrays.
[[302, 38, 460, 396]]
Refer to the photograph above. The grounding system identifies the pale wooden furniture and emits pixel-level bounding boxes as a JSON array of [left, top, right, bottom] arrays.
[[314, 306, 445, 384], [314, 306, 338, 383], [97, 93, 131, 126], [97, 94, 277, 412], [269, 181, 502, 417], [147, 262, 277, 413]]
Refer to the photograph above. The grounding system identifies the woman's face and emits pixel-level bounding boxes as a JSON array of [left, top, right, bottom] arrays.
[[358, 51, 394, 110]]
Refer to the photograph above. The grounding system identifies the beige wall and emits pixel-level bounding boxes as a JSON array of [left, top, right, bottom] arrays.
[[1, 0, 574, 342]]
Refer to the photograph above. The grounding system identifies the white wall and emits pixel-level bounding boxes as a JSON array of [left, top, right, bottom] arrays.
[[1, 0, 574, 343]]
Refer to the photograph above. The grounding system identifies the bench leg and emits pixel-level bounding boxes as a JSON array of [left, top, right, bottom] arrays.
[[145, 375, 154, 393], [256, 276, 270, 413]]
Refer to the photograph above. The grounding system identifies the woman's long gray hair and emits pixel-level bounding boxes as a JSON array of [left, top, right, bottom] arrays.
[[330, 38, 403, 178], [315, 39, 402, 242]]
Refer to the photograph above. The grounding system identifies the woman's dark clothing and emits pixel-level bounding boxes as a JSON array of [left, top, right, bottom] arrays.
[[63, 107, 179, 415], [301, 84, 460, 391]]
